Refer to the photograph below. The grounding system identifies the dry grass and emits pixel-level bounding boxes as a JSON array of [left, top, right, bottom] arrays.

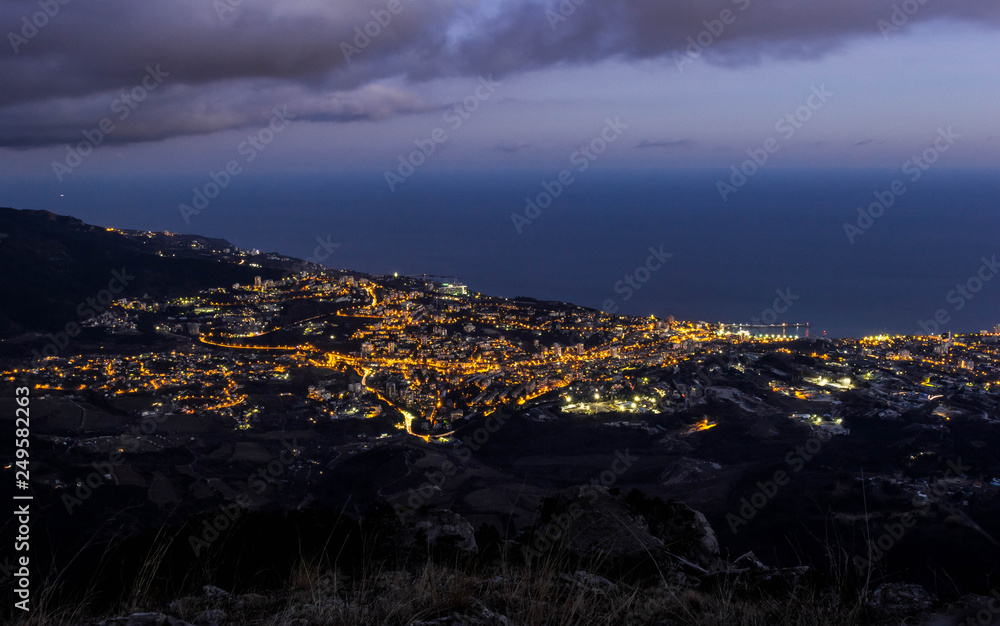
[[10, 545, 884, 626]]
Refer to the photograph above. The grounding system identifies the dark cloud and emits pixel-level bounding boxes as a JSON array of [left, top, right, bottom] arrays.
[[1, 0, 996, 146], [437, 0, 998, 77], [0, 81, 434, 147]]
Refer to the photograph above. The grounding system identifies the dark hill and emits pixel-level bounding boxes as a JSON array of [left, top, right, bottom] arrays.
[[0, 207, 303, 337]]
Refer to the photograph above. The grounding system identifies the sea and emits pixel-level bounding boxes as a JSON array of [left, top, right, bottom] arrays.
[[5, 168, 999, 339]]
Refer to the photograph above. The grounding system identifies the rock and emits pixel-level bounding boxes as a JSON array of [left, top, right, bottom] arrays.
[[677, 508, 720, 567], [869, 583, 937, 618], [231, 592, 271, 613], [398, 508, 478, 555], [527, 486, 664, 565], [733, 551, 767, 571], [194, 608, 227, 626], [523, 485, 729, 580], [912, 592, 1000, 625], [202, 586, 230, 601], [623, 490, 721, 569]]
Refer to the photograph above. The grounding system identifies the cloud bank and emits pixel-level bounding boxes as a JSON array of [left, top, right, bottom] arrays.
[[1, 0, 996, 146]]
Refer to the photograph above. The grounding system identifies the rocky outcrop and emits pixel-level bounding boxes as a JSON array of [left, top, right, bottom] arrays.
[[397, 508, 478, 555], [519, 485, 821, 601], [526, 486, 722, 564], [528, 485, 665, 563], [643, 498, 720, 569], [868, 583, 937, 618], [914, 591, 1000, 625]]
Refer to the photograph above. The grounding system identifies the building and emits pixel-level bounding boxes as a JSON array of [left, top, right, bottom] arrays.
[[440, 283, 468, 296]]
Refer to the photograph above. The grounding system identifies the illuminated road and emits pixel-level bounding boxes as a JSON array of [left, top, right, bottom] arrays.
[[183, 275, 710, 442]]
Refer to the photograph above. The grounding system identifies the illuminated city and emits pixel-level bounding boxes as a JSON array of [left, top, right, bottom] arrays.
[[2, 0, 1000, 619]]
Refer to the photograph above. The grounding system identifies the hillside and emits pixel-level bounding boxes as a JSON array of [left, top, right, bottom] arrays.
[[0, 207, 306, 338]]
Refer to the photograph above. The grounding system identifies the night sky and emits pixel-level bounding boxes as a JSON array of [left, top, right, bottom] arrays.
[[1, 0, 997, 182]]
